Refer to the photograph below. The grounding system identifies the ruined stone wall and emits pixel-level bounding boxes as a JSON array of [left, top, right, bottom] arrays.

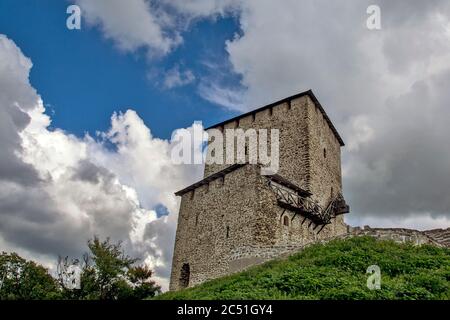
[[346, 226, 444, 246], [227, 226, 446, 275], [424, 228, 450, 247], [203, 96, 311, 191]]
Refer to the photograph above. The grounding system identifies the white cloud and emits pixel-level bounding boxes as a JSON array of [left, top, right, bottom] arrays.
[[162, 65, 195, 89], [198, 81, 245, 111], [165, 0, 240, 18], [75, 0, 180, 55], [0, 34, 204, 291]]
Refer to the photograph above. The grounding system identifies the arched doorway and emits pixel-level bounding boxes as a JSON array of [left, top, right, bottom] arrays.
[[179, 263, 190, 289]]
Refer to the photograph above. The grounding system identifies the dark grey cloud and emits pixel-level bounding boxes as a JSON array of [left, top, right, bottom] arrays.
[[144, 214, 177, 279], [221, 0, 450, 228], [70, 159, 115, 184], [345, 70, 450, 218], [0, 38, 41, 186]]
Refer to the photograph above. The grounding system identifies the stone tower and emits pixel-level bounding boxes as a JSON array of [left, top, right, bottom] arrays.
[[169, 90, 349, 291]]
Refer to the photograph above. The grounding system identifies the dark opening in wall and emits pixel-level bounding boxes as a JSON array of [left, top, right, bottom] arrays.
[[269, 107, 273, 116], [251, 112, 256, 122], [226, 226, 230, 238], [323, 148, 327, 159], [331, 187, 334, 198], [283, 216, 289, 227], [287, 100, 291, 110], [179, 263, 190, 289], [219, 176, 225, 186], [190, 190, 195, 200]]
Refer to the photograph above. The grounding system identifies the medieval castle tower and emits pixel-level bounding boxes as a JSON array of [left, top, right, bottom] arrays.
[[169, 90, 350, 291]]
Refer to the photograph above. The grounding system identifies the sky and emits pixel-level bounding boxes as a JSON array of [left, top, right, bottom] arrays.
[[1, 0, 450, 290]]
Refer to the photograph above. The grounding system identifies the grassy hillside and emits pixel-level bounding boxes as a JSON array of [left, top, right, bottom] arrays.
[[157, 237, 450, 300]]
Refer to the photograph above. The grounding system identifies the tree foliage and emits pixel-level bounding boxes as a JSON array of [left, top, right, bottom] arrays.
[[58, 236, 160, 300], [0, 252, 61, 300], [0, 237, 160, 300]]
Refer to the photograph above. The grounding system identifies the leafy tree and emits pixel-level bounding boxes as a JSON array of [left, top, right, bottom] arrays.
[[0, 252, 61, 300], [59, 236, 161, 300], [126, 265, 160, 299], [0, 237, 160, 300]]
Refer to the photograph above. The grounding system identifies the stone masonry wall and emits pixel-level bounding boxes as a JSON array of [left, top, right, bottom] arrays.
[[170, 165, 350, 291], [306, 96, 343, 208], [170, 165, 268, 291], [226, 226, 446, 275], [204, 96, 311, 191]]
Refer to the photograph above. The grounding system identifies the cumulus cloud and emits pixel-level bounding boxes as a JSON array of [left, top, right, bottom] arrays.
[[0, 34, 204, 290]]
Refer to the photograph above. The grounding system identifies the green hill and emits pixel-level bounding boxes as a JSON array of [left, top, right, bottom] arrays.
[[157, 237, 450, 300]]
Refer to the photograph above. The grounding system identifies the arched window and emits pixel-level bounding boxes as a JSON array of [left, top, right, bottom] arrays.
[[179, 263, 190, 289], [283, 216, 289, 227]]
